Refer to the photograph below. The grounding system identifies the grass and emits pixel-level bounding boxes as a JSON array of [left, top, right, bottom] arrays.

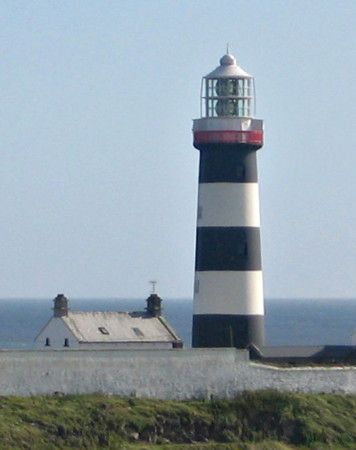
[[0, 391, 354, 449]]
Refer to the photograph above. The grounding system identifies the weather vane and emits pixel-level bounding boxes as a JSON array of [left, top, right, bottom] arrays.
[[149, 280, 157, 294]]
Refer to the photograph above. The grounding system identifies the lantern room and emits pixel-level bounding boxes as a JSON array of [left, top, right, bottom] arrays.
[[201, 53, 255, 119]]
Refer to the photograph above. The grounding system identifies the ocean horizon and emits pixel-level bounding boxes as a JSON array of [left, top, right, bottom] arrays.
[[0, 297, 355, 349]]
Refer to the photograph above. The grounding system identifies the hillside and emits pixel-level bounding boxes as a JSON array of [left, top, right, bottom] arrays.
[[0, 391, 354, 449]]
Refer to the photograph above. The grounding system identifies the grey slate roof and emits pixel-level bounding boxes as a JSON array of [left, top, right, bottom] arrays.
[[257, 346, 325, 358], [249, 345, 356, 364], [61, 311, 181, 343]]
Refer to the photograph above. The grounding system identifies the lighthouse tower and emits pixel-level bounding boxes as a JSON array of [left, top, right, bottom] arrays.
[[192, 51, 265, 348]]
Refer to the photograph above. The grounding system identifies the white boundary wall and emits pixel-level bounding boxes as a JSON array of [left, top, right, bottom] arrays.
[[0, 348, 354, 398]]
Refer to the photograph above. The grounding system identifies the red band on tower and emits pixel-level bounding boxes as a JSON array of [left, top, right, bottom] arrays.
[[194, 130, 263, 146]]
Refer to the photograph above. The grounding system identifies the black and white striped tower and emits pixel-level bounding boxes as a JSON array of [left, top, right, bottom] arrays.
[[192, 51, 265, 348]]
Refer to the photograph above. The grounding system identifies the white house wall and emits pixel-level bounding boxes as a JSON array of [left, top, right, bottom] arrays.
[[34, 318, 79, 349]]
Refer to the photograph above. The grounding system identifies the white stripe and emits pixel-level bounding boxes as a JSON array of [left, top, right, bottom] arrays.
[[197, 183, 260, 228], [193, 271, 264, 315]]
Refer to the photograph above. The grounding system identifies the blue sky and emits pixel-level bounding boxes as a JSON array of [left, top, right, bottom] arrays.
[[1, 0, 356, 299]]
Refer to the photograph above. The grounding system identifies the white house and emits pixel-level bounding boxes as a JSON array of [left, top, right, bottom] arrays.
[[34, 294, 183, 350]]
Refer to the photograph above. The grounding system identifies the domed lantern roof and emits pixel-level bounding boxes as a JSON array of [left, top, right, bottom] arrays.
[[204, 52, 252, 79]]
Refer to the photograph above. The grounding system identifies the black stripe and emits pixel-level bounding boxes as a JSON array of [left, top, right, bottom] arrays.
[[198, 146, 257, 183], [192, 314, 265, 348], [195, 227, 261, 271]]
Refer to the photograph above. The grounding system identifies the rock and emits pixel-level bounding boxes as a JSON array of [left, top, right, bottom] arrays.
[[129, 432, 139, 441]]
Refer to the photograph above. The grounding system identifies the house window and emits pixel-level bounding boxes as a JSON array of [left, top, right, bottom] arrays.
[[64, 338, 69, 347], [45, 338, 50, 347], [132, 327, 144, 337], [98, 326, 109, 335]]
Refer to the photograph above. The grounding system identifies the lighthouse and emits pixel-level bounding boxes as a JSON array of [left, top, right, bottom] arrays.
[[192, 51, 265, 348]]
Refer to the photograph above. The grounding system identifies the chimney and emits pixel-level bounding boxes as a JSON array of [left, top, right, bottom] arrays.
[[53, 294, 69, 317], [146, 293, 162, 317]]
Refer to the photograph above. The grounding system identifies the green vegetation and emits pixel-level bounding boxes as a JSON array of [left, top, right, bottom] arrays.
[[0, 391, 354, 449]]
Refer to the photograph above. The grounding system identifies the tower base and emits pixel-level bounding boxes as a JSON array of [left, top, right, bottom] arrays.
[[192, 314, 265, 348]]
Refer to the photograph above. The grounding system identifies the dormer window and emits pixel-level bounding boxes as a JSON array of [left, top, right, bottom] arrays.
[[132, 327, 144, 337], [98, 326, 109, 335]]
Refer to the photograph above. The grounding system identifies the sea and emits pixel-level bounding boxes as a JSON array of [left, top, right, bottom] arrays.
[[0, 298, 355, 349]]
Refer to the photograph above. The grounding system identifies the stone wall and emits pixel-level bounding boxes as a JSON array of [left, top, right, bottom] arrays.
[[0, 348, 354, 398]]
